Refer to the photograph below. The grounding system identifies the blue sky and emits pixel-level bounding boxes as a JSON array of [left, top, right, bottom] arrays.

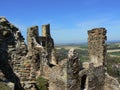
[[1, 0, 120, 43]]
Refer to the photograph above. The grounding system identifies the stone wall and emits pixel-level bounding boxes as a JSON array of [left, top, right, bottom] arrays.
[[27, 26, 39, 51], [42, 24, 51, 37], [0, 17, 120, 90], [88, 28, 107, 66], [0, 17, 40, 90], [39, 24, 56, 65], [40, 48, 81, 90], [79, 64, 105, 90], [0, 17, 24, 90], [67, 48, 81, 90], [78, 28, 107, 90], [104, 73, 120, 90]]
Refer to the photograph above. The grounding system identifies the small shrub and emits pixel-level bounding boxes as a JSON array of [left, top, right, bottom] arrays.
[[36, 76, 48, 90], [106, 56, 120, 83]]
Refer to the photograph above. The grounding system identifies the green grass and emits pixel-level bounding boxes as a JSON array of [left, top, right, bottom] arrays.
[[107, 43, 120, 50], [79, 45, 88, 49], [109, 52, 120, 56], [106, 56, 120, 83], [55, 47, 89, 62]]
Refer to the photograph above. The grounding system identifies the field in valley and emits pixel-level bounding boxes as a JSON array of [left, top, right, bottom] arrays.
[[55, 42, 120, 59], [55, 43, 89, 62]]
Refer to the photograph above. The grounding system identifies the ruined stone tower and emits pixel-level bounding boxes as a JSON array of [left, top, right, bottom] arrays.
[[41, 24, 54, 53], [27, 26, 39, 51], [42, 24, 51, 37], [40, 24, 56, 65], [27, 24, 57, 66], [88, 28, 107, 66], [0, 17, 119, 90]]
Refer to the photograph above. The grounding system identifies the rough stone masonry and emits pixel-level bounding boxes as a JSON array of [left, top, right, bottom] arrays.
[[88, 28, 107, 67], [0, 17, 120, 90], [0, 17, 58, 90]]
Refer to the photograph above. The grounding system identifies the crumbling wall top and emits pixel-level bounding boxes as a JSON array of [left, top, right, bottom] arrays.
[[27, 26, 39, 51], [88, 28, 107, 67], [42, 24, 51, 37]]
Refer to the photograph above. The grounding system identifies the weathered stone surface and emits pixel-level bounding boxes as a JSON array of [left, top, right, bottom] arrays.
[[88, 28, 107, 66], [104, 73, 120, 90], [0, 81, 14, 90], [0, 17, 24, 90], [67, 48, 81, 90], [40, 48, 81, 90], [40, 24, 56, 65], [0, 17, 120, 90], [27, 26, 39, 51]]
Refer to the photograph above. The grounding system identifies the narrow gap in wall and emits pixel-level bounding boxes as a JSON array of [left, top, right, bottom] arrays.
[[81, 75, 87, 90]]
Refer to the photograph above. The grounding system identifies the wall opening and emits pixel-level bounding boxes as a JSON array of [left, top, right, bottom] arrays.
[[81, 75, 87, 90], [42, 41, 46, 47]]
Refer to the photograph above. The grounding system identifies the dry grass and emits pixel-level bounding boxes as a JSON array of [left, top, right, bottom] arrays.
[[107, 49, 120, 53]]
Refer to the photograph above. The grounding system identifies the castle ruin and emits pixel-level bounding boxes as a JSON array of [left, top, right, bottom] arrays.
[[0, 17, 120, 90]]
